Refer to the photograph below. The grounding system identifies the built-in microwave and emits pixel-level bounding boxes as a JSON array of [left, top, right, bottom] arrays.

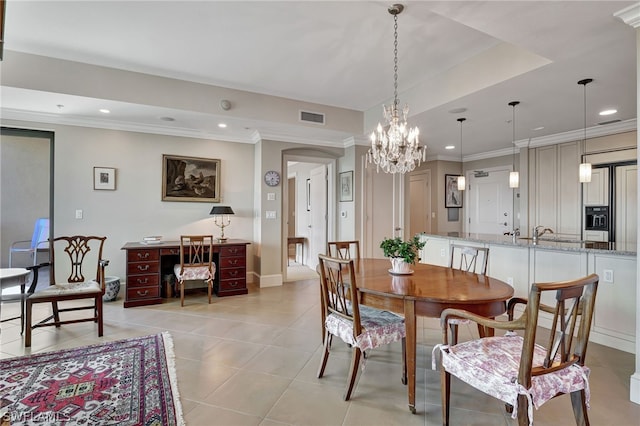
[[585, 206, 609, 231]]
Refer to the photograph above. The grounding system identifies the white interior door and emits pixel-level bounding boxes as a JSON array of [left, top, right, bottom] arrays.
[[308, 165, 327, 269], [468, 168, 513, 235], [410, 171, 431, 236]]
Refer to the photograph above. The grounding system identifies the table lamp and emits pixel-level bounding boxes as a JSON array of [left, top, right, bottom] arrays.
[[210, 206, 234, 242]]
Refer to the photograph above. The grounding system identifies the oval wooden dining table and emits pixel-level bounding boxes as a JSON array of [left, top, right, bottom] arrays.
[[351, 258, 514, 414]]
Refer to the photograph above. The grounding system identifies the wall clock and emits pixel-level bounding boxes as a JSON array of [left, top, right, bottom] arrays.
[[264, 170, 281, 186]]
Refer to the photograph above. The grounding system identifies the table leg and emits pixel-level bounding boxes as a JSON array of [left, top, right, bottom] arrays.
[[404, 299, 417, 414]]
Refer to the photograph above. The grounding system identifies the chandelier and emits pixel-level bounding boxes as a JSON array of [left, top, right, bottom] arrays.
[[367, 4, 425, 174]]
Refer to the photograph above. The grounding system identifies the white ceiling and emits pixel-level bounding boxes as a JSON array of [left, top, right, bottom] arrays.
[[1, 1, 637, 159]]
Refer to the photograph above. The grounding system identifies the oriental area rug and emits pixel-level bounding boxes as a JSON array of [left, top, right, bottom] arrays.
[[0, 332, 184, 426]]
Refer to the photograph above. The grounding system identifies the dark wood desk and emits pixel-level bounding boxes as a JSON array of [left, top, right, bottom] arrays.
[[121, 239, 251, 308], [352, 259, 514, 414], [287, 236, 305, 265]]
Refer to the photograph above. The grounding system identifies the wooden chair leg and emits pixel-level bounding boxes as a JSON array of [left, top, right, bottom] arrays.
[[52, 301, 60, 327], [180, 281, 185, 307], [317, 333, 332, 378], [25, 299, 33, 347], [344, 347, 362, 401], [97, 296, 103, 337], [441, 368, 451, 425], [207, 279, 212, 304], [570, 390, 589, 426], [516, 394, 530, 426]]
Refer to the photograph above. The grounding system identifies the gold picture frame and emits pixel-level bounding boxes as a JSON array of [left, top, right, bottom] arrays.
[[162, 154, 221, 202]]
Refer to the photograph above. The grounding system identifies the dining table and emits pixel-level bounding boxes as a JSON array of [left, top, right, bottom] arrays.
[[0, 267, 31, 333], [352, 258, 514, 414]]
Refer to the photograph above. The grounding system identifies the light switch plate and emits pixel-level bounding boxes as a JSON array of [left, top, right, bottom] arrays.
[[266, 211, 276, 219], [75, 209, 83, 219], [267, 192, 275, 201]]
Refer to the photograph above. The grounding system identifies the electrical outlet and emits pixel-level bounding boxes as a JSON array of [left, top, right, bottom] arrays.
[[603, 269, 614, 282], [440, 248, 446, 257], [75, 209, 83, 219]]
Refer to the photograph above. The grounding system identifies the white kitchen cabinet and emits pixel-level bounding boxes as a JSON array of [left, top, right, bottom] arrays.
[[531, 141, 580, 238], [583, 167, 609, 206]]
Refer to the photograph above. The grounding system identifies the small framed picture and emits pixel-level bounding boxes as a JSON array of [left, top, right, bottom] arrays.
[[445, 174, 462, 208], [339, 171, 353, 202], [94, 167, 116, 190]]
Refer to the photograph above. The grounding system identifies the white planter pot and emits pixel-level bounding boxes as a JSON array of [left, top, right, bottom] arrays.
[[389, 257, 412, 274]]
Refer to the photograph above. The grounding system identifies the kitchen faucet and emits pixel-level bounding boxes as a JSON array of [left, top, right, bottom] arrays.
[[533, 226, 554, 242]]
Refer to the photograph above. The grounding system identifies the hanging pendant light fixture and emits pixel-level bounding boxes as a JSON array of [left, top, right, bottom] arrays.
[[578, 78, 593, 183], [457, 118, 466, 191], [508, 101, 520, 189], [367, 4, 425, 174]]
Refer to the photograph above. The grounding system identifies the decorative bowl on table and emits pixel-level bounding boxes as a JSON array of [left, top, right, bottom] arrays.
[[103, 276, 121, 301]]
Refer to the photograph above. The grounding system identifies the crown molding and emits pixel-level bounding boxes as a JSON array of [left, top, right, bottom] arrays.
[[614, 3, 640, 28]]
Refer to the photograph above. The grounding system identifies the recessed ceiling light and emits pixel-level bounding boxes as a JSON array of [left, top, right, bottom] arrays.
[[218, 123, 227, 128], [99, 108, 110, 114], [533, 126, 545, 131], [599, 109, 617, 116], [445, 145, 455, 150], [448, 107, 467, 114]]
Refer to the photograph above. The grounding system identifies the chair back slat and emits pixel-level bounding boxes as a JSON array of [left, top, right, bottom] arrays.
[[449, 244, 489, 275], [318, 254, 361, 337], [50, 236, 106, 285], [327, 240, 360, 260], [520, 274, 598, 384], [178, 235, 214, 272]]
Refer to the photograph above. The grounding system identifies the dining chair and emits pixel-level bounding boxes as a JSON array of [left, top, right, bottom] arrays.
[[447, 244, 490, 344], [326, 240, 360, 260], [438, 273, 599, 426], [25, 235, 109, 347], [8, 218, 49, 267], [317, 254, 406, 401], [173, 235, 215, 307]]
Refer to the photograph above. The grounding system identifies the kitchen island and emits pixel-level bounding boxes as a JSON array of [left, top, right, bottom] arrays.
[[419, 232, 636, 353]]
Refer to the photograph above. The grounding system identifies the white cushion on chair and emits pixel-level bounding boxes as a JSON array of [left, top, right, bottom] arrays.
[[29, 280, 102, 299], [325, 304, 405, 352], [440, 334, 590, 418], [173, 264, 214, 282]]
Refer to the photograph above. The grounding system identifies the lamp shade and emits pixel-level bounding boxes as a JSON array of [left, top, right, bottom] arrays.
[[210, 206, 234, 215]]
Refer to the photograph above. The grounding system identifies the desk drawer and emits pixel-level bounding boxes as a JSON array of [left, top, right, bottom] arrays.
[[127, 285, 160, 300], [127, 249, 160, 262], [161, 247, 181, 256], [219, 256, 246, 269], [219, 267, 244, 280], [220, 245, 245, 258], [127, 261, 159, 275], [218, 278, 246, 292], [126, 274, 159, 288]]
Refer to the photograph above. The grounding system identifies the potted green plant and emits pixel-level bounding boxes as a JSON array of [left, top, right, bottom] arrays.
[[380, 235, 426, 274]]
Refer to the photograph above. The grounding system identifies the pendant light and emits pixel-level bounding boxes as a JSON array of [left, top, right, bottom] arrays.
[[578, 78, 593, 183], [508, 101, 520, 188], [457, 118, 466, 191]]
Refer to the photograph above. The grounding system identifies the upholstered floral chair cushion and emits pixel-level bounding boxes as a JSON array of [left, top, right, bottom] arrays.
[[325, 304, 405, 352], [173, 264, 215, 282], [439, 334, 590, 423], [30, 280, 102, 298]]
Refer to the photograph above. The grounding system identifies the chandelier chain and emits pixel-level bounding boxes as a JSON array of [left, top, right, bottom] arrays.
[[393, 14, 399, 108]]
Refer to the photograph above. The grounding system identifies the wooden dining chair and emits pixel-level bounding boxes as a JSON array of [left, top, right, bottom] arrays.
[[448, 244, 490, 344], [326, 240, 360, 260], [173, 235, 215, 307], [25, 235, 109, 347], [317, 254, 406, 401], [438, 273, 599, 426]]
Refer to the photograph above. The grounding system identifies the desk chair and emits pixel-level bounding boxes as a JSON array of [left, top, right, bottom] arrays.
[[438, 274, 599, 426], [448, 244, 490, 344], [317, 254, 406, 401], [173, 235, 215, 307], [9, 218, 49, 267], [25, 236, 109, 347]]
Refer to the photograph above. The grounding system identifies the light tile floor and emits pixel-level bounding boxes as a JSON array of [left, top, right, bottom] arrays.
[[1, 276, 639, 425]]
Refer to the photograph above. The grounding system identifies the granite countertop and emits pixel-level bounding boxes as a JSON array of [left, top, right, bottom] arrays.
[[422, 232, 636, 257]]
